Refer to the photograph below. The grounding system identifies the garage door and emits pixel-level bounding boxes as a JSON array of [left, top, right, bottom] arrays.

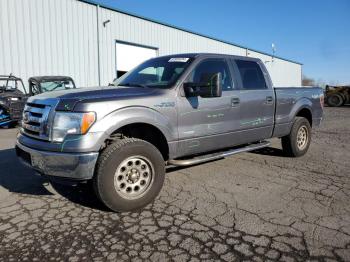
[[116, 42, 157, 78]]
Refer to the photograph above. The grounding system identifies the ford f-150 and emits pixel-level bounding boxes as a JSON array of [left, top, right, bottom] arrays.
[[16, 53, 324, 212]]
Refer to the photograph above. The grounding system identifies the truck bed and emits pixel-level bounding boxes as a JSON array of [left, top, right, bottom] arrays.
[[273, 87, 324, 137]]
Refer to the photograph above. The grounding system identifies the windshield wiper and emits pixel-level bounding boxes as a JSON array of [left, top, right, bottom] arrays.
[[118, 83, 149, 88]]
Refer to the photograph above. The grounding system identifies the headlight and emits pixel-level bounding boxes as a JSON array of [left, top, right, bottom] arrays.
[[52, 112, 96, 142]]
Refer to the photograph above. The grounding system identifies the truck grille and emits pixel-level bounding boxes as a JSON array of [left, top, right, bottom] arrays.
[[22, 102, 52, 140]]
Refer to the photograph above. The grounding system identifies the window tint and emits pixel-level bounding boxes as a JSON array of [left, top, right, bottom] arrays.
[[188, 59, 233, 91], [235, 60, 267, 90]]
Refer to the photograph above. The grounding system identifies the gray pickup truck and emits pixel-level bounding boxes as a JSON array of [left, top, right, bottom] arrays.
[[16, 53, 324, 212]]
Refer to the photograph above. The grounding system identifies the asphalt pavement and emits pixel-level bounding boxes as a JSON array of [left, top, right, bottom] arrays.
[[0, 107, 349, 261]]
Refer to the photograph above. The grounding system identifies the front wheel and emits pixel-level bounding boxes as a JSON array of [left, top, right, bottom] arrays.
[[93, 138, 165, 212], [281, 117, 311, 157]]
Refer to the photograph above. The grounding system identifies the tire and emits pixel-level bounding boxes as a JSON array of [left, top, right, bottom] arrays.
[[281, 117, 311, 157], [93, 138, 165, 212], [327, 94, 343, 107], [343, 93, 350, 105]]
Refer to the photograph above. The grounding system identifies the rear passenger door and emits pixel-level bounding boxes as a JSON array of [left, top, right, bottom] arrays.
[[231, 59, 275, 143]]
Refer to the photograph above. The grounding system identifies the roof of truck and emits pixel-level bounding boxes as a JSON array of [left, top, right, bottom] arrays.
[[157, 53, 263, 61]]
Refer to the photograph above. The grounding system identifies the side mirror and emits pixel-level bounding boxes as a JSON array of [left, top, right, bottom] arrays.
[[184, 72, 222, 98]]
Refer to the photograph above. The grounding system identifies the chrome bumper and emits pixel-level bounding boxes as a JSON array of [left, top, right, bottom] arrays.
[[16, 142, 99, 180]]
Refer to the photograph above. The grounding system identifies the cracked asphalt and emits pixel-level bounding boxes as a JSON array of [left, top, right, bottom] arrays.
[[0, 107, 349, 261]]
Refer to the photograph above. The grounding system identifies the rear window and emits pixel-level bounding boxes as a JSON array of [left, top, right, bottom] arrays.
[[235, 60, 267, 90]]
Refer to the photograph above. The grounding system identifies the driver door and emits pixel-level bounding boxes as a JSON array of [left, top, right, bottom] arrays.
[[176, 58, 240, 156]]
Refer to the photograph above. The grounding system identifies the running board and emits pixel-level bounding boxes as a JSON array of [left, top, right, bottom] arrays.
[[168, 141, 270, 167]]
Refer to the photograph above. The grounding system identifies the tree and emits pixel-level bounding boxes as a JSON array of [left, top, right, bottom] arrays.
[[302, 75, 315, 86]]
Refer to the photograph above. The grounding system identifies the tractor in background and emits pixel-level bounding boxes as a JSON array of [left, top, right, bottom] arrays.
[[325, 85, 350, 107]]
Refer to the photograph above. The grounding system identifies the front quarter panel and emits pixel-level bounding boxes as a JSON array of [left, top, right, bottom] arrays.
[[89, 106, 177, 142]]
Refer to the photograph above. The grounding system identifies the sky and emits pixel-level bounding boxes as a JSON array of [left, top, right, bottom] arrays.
[[99, 0, 350, 85]]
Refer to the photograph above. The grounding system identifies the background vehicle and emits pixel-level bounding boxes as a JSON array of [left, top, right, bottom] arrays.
[[28, 76, 76, 95], [0, 75, 76, 127], [325, 85, 350, 107], [0, 75, 28, 127], [16, 53, 324, 212]]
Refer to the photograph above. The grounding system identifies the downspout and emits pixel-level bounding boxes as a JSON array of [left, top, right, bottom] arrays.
[[301, 65, 303, 87], [96, 5, 101, 86]]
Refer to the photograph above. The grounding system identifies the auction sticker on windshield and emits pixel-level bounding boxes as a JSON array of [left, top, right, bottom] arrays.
[[168, 58, 189, 62]]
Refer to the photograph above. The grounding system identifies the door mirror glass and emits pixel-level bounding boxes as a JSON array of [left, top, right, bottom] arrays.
[[184, 72, 222, 98]]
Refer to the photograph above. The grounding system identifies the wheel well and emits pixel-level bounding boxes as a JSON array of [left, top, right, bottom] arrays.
[[110, 123, 169, 160], [296, 108, 312, 126]]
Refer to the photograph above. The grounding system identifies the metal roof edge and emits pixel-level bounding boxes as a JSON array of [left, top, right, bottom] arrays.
[[78, 0, 303, 65]]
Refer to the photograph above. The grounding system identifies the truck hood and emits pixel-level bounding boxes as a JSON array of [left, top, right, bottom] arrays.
[[29, 86, 160, 102]]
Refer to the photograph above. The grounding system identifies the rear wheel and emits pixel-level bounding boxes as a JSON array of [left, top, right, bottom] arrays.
[[93, 138, 165, 212], [327, 93, 343, 107], [282, 117, 311, 157]]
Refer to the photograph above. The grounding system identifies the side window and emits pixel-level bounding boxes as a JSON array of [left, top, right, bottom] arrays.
[[235, 60, 267, 90], [188, 59, 233, 91]]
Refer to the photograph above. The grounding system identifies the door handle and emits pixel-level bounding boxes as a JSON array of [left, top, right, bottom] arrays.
[[231, 97, 240, 107], [265, 96, 273, 105]]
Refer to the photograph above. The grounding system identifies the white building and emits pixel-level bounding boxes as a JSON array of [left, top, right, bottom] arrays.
[[0, 0, 302, 88]]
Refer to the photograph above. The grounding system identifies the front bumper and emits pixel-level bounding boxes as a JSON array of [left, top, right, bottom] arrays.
[[16, 142, 99, 180]]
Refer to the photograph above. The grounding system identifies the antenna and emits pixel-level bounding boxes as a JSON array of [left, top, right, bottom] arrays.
[[264, 43, 277, 64], [271, 43, 276, 62]]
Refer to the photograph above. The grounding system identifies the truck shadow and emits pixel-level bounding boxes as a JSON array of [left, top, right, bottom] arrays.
[[50, 182, 109, 212], [0, 147, 107, 211], [166, 146, 286, 174], [0, 145, 286, 212], [250, 146, 286, 157], [0, 148, 53, 196]]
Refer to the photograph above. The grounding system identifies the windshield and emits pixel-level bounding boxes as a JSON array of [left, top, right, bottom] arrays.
[[0, 79, 26, 94], [114, 56, 193, 89], [40, 80, 75, 93]]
